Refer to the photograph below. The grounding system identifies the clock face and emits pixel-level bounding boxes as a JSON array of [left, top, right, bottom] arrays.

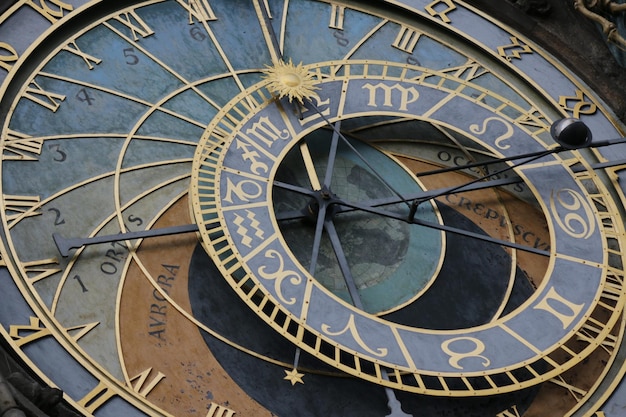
[[1, 1, 626, 417]]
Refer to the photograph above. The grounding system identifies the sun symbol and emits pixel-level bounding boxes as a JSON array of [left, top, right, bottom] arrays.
[[263, 59, 319, 104]]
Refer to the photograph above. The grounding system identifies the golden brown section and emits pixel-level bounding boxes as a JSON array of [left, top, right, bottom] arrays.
[[119, 196, 273, 416], [398, 156, 617, 416]]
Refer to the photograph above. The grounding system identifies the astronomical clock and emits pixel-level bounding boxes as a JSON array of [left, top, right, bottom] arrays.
[[1, 1, 626, 416]]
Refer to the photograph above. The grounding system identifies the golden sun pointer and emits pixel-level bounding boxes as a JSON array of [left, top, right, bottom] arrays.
[[263, 59, 319, 104]]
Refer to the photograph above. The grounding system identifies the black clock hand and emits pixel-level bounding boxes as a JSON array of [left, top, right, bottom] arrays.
[[408, 149, 553, 220], [309, 100, 412, 210], [274, 175, 522, 223], [322, 119, 341, 188], [53, 224, 200, 258], [306, 120, 343, 274], [322, 210, 412, 417], [328, 195, 550, 256], [308, 195, 328, 276], [55, 120, 599, 257], [323, 215, 363, 309]]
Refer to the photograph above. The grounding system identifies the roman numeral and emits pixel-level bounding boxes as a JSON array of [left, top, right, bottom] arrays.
[[2, 129, 43, 161], [514, 108, 549, 135], [0, 42, 19, 72], [497, 36, 533, 61], [559, 89, 597, 118], [24, 0, 73, 23], [10, 317, 98, 347], [575, 318, 619, 354], [77, 380, 117, 414], [392, 25, 421, 54], [112, 10, 155, 41], [23, 80, 66, 112], [533, 286, 584, 330], [440, 59, 489, 81], [129, 368, 166, 398], [177, 0, 217, 24], [4, 194, 42, 228], [62, 41, 102, 70], [329, 3, 346, 30], [425, 0, 456, 23], [549, 375, 588, 402], [588, 267, 624, 320], [21, 258, 61, 284]]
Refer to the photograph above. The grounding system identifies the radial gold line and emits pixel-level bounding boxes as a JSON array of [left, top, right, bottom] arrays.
[[3, 132, 197, 147], [242, 232, 277, 262], [51, 183, 189, 313], [421, 91, 456, 119], [484, 375, 498, 389], [553, 252, 603, 268], [220, 201, 272, 212], [252, 0, 281, 64], [337, 77, 349, 118], [38, 72, 208, 128], [499, 323, 561, 368], [102, 21, 221, 109], [389, 326, 418, 372], [417, 67, 536, 119], [189, 13, 255, 107], [339, 20, 388, 62], [278, 0, 289, 50], [499, 323, 542, 354], [13, 162, 190, 232], [460, 376, 473, 390]]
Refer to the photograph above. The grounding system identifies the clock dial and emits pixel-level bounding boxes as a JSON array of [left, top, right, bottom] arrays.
[[1, 1, 625, 417], [191, 58, 624, 393]]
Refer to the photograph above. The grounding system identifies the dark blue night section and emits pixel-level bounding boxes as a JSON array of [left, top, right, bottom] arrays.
[[187, 228, 539, 416]]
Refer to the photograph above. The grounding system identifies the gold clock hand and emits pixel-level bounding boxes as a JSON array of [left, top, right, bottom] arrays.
[[299, 141, 322, 191], [252, 0, 283, 64]]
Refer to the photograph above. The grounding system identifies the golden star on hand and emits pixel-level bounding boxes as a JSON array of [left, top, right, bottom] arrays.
[[283, 368, 305, 385]]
